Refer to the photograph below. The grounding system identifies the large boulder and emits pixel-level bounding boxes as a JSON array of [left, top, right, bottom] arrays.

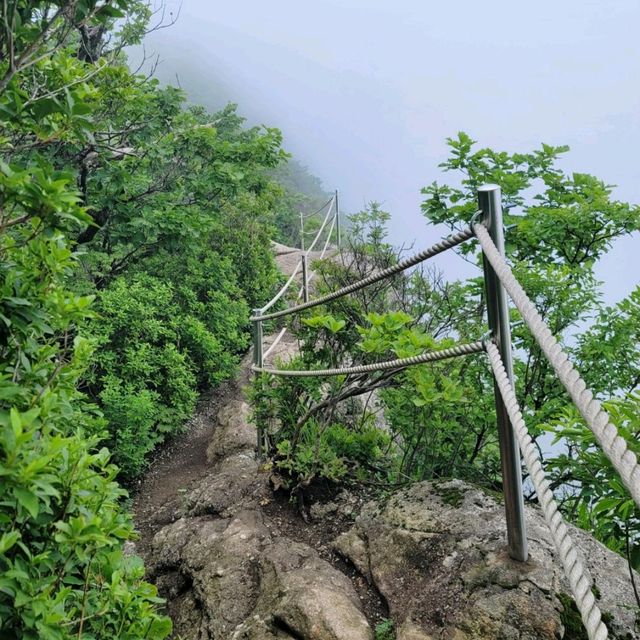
[[150, 509, 373, 640], [334, 479, 640, 639]]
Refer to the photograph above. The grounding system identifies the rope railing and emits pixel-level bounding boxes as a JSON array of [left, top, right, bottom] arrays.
[[475, 222, 640, 510], [252, 340, 484, 376], [305, 196, 335, 253], [259, 195, 337, 316], [251, 225, 475, 323], [248, 184, 635, 638], [318, 215, 336, 260], [486, 341, 608, 639], [260, 259, 302, 314], [301, 196, 334, 219]]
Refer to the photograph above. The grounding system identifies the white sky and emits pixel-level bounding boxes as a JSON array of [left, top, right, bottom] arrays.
[[142, 0, 640, 305]]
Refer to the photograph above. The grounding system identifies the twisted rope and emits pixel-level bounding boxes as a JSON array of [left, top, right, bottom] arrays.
[[252, 225, 476, 322], [485, 342, 607, 640], [305, 198, 335, 253], [301, 196, 334, 219], [260, 260, 302, 313], [252, 340, 484, 376], [475, 222, 640, 508]]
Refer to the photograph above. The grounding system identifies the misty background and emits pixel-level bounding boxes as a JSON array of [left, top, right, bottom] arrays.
[[136, 0, 639, 304]]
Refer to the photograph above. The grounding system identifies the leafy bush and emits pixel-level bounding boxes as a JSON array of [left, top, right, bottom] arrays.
[[83, 251, 251, 477], [375, 618, 396, 640], [0, 177, 170, 637]]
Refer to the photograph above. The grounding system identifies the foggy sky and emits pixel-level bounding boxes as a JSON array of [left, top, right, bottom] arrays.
[[140, 0, 639, 305]]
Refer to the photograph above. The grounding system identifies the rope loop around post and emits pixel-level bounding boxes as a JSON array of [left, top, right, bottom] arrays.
[[486, 341, 608, 640], [474, 221, 640, 509]]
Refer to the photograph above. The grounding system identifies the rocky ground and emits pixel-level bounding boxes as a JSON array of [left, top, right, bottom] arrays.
[[132, 244, 640, 640]]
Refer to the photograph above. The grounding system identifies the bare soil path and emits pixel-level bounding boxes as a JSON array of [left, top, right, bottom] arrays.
[[130, 243, 313, 558]]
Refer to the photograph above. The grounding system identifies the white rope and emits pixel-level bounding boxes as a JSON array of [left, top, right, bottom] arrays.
[[260, 259, 302, 313], [263, 327, 288, 360], [253, 340, 484, 377], [485, 341, 607, 640], [263, 226, 336, 360], [318, 215, 336, 260], [475, 222, 640, 508], [305, 197, 335, 254], [252, 225, 475, 322]]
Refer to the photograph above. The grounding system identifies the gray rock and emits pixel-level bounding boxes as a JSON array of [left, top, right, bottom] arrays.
[[150, 510, 372, 640], [206, 399, 255, 462], [187, 452, 266, 518], [334, 479, 640, 639]]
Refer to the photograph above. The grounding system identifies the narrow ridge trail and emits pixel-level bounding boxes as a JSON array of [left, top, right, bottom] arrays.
[[131, 242, 388, 639], [131, 242, 319, 556], [130, 242, 640, 640]]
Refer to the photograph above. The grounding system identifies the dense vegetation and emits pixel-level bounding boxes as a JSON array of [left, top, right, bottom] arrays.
[[255, 134, 640, 581], [0, 1, 319, 636]]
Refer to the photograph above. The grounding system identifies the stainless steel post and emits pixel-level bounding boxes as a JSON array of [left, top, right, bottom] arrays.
[[335, 189, 341, 247], [478, 184, 528, 562], [301, 254, 309, 303], [252, 308, 264, 458], [300, 211, 305, 252]]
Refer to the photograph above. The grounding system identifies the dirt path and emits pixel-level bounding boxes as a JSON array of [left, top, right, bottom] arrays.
[[131, 381, 236, 559], [131, 243, 320, 559], [130, 242, 392, 637]]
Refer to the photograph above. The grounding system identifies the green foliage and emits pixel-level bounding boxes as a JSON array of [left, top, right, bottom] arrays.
[[0, 0, 305, 635], [84, 275, 198, 476], [257, 138, 640, 584], [578, 286, 640, 397], [375, 618, 396, 640], [544, 395, 640, 570], [83, 251, 249, 476], [268, 158, 332, 247], [0, 101, 169, 640]]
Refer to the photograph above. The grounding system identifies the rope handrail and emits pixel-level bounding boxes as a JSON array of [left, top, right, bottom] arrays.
[[260, 198, 336, 315], [249, 185, 630, 639], [263, 326, 288, 360], [251, 225, 476, 322], [260, 259, 302, 314], [305, 196, 335, 254], [486, 341, 607, 640], [301, 196, 334, 219], [474, 222, 640, 509], [318, 215, 336, 260], [252, 340, 484, 376]]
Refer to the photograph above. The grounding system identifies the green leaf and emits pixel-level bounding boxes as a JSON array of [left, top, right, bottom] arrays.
[[14, 488, 39, 519], [0, 531, 20, 554]]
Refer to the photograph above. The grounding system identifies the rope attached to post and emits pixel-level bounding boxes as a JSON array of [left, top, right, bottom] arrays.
[[252, 340, 484, 377], [475, 222, 640, 509], [252, 225, 476, 323], [485, 341, 608, 640]]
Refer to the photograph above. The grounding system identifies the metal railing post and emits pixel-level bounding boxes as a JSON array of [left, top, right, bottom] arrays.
[[300, 211, 305, 252], [252, 308, 264, 459], [301, 254, 309, 303], [478, 184, 528, 562], [335, 189, 341, 247]]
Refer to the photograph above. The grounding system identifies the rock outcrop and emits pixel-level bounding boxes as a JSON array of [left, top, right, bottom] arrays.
[[334, 479, 640, 639], [147, 387, 373, 640]]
